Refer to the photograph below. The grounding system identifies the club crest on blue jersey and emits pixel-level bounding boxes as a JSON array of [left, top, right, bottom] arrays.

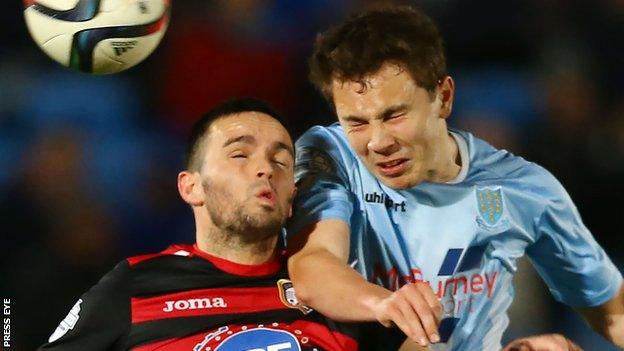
[[475, 187, 509, 231]]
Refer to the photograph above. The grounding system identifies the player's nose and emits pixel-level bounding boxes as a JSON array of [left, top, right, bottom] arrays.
[[254, 157, 274, 180], [367, 125, 399, 155]]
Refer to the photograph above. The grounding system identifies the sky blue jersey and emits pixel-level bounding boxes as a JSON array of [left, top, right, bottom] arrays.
[[288, 123, 623, 351]]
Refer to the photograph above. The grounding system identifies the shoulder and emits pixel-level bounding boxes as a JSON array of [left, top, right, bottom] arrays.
[[461, 130, 564, 195], [459, 129, 571, 213], [296, 123, 349, 148], [126, 244, 194, 267], [123, 244, 210, 285], [296, 124, 358, 166], [458, 129, 530, 181], [295, 123, 360, 184], [41, 260, 133, 347]]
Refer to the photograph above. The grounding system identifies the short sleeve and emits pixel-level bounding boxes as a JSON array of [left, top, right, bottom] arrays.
[[287, 126, 357, 237], [38, 261, 130, 351], [526, 172, 623, 307]]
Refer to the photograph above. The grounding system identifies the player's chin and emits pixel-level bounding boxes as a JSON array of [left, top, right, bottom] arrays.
[[377, 173, 417, 190], [248, 214, 286, 235], [252, 201, 280, 214], [248, 205, 286, 224]]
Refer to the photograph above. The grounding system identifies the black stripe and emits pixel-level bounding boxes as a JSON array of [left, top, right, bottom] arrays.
[[128, 256, 287, 297]]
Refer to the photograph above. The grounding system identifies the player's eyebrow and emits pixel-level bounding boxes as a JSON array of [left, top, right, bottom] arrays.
[[341, 115, 369, 124], [223, 135, 293, 158], [377, 104, 409, 119], [223, 135, 255, 148], [340, 103, 410, 123]]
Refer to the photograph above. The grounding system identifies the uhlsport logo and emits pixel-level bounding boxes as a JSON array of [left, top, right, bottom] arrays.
[[364, 191, 406, 212], [475, 187, 509, 231], [162, 297, 227, 312], [48, 299, 83, 343]]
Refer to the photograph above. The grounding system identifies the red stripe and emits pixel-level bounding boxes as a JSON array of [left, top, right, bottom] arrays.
[[287, 320, 359, 351], [127, 253, 163, 266], [127, 244, 283, 277], [127, 245, 188, 266], [146, 12, 169, 34], [131, 287, 287, 323], [190, 244, 283, 276]]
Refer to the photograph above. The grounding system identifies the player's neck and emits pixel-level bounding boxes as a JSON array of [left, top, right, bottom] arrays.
[[426, 132, 461, 183], [195, 227, 279, 265]]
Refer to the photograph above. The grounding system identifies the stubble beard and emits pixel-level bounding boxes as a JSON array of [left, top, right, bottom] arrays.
[[202, 179, 285, 247]]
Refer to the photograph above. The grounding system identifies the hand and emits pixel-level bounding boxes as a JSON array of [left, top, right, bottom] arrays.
[[373, 281, 443, 347], [502, 333, 583, 351]]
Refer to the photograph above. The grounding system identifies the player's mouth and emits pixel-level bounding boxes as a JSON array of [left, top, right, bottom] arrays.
[[255, 188, 277, 207], [376, 158, 409, 177]]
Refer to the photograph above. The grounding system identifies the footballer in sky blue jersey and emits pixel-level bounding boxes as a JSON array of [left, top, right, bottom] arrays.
[[286, 5, 624, 351], [289, 123, 622, 350]]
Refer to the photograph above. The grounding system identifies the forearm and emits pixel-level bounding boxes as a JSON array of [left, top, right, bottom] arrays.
[[597, 287, 624, 347], [604, 314, 624, 347], [589, 312, 624, 347], [579, 284, 624, 347], [289, 248, 391, 321]]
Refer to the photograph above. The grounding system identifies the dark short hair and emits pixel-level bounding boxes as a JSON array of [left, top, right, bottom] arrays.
[[186, 97, 287, 171], [309, 5, 446, 101]]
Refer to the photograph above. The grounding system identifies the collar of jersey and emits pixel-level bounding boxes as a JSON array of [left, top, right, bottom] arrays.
[[187, 244, 283, 276], [445, 130, 470, 184]]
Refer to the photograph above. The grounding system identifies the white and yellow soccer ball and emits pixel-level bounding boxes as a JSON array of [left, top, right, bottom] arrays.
[[24, 0, 170, 74]]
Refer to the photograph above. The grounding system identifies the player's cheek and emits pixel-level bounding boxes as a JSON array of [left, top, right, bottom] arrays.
[[346, 132, 367, 157]]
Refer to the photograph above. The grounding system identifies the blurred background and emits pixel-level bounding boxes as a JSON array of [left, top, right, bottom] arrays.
[[1, 0, 623, 350]]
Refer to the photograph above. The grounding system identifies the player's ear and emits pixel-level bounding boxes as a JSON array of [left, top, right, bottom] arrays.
[[178, 171, 204, 206], [437, 76, 455, 119]]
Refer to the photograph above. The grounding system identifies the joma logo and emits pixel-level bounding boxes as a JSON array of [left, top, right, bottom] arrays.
[[163, 298, 227, 312]]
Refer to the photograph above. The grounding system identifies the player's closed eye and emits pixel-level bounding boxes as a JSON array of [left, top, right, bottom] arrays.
[[349, 122, 367, 131], [272, 159, 288, 167], [385, 113, 405, 121]]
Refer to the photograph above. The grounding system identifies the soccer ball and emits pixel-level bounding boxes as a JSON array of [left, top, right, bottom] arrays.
[[24, 0, 170, 74]]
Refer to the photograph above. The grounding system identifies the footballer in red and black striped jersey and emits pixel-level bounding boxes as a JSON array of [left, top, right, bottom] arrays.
[[38, 99, 408, 351], [39, 244, 369, 351]]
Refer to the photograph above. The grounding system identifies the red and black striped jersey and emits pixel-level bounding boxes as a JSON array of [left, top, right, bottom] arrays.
[[38, 244, 366, 351]]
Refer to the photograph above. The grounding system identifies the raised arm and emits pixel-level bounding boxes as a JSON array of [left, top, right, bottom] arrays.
[[287, 219, 443, 346], [287, 219, 389, 320], [288, 128, 442, 346]]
